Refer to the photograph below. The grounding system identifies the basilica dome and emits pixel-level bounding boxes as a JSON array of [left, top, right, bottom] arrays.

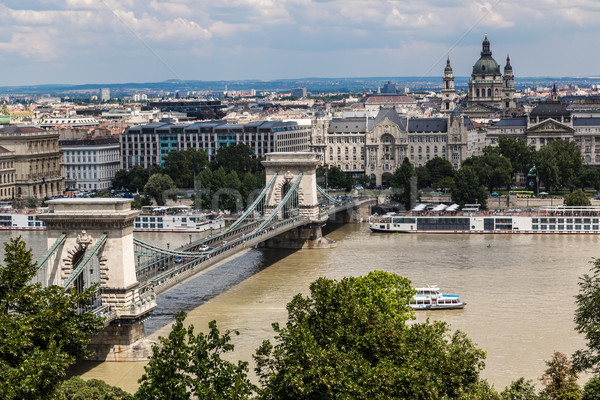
[[472, 35, 500, 76]]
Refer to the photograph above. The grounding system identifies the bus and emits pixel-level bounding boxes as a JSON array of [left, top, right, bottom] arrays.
[[509, 190, 535, 198]]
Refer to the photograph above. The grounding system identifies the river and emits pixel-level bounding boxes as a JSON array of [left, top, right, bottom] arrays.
[[2, 226, 596, 393]]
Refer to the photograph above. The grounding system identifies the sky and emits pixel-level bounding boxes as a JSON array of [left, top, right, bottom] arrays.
[[0, 0, 599, 86]]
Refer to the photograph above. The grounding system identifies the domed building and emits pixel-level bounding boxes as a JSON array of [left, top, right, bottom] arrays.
[[463, 35, 515, 117]]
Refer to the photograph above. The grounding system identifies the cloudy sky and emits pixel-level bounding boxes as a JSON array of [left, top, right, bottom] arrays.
[[0, 0, 599, 86]]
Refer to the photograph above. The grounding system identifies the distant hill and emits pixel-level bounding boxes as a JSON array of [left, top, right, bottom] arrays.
[[1, 76, 599, 97]]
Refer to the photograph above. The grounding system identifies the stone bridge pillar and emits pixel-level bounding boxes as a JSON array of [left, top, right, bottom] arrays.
[[262, 152, 321, 221], [38, 198, 156, 361], [261, 152, 334, 248]]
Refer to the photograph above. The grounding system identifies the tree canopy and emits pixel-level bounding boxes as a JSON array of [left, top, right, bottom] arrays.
[[573, 258, 600, 374], [213, 144, 263, 177], [316, 164, 353, 192], [56, 377, 132, 400], [463, 150, 513, 193], [390, 157, 417, 210], [535, 139, 583, 192], [0, 237, 103, 400], [425, 157, 456, 188], [254, 270, 487, 399], [135, 310, 255, 400], [163, 148, 209, 188], [497, 137, 535, 178], [143, 173, 176, 206], [451, 166, 488, 208], [564, 189, 591, 207], [539, 352, 582, 400]]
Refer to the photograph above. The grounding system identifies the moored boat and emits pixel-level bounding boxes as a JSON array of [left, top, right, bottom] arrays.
[[410, 285, 466, 310], [133, 206, 225, 233], [370, 204, 600, 234]]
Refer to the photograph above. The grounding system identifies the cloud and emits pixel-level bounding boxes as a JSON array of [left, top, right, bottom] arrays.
[[1, 0, 600, 84], [0, 29, 59, 61], [148, 1, 191, 16]]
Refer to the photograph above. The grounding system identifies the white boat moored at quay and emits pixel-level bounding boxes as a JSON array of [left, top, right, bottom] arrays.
[[370, 204, 600, 234]]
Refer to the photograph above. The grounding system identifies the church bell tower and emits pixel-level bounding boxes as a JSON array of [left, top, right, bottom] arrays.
[[442, 56, 456, 113]]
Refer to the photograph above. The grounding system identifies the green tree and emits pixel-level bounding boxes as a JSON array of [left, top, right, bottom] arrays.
[[56, 377, 132, 400], [213, 144, 262, 176], [143, 173, 175, 206], [573, 258, 600, 373], [163, 148, 209, 188], [25, 196, 38, 208], [580, 166, 600, 191], [564, 189, 591, 207], [0, 237, 103, 400], [128, 165, 151, 192], [390, 157, 416, 210], [497, 137, 535, 178], [539, 352, 582, 400], [135, 311, 255, 400], [582, 376, 600, 400], [425, 156, 456, 188], [438, 176, 455, 193], [254, 271, 488, 400], [131, 194, 152, 209], [415, 165, 432, 189], [536, 140, 583, 192], [500, 377, 540, 400], [451, 166, 488, 208], [112, 169, 130, 191], [325, 165, 352, 192], [463, 151, 513, 192]]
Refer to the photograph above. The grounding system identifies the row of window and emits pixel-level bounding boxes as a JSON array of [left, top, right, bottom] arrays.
[[532, 225, 600, 231], [532, 218, 599, 224]]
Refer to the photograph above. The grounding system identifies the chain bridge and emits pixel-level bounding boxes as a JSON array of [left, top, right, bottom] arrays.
[[33, 152, 376, 361]]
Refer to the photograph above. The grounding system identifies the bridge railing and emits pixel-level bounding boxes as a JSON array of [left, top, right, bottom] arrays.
[[137, 216, 309, 295]]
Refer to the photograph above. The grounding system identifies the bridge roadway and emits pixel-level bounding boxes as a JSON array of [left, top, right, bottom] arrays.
[[138, 197, 373, 291], [93, 197, 375, 326], [139, 216, 310, 294]]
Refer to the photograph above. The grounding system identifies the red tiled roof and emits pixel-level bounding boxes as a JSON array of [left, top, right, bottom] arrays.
[[363, 96, 416, 104]]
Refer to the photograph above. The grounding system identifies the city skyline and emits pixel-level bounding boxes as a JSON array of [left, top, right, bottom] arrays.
[[1, 0, 599, 86]]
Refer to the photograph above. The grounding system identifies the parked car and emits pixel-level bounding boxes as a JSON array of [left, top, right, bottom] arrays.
[[175, 256, 183, 263]]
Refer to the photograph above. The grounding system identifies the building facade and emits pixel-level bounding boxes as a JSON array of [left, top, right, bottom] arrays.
[[0, 146, 15, 200], [0, 126, 64, 199], [121, 120, 311, 169], [487, 97, 600, 165], [463, 35, 515, 116], [310, 108, 480, 185], [61, 137, 121, 192]]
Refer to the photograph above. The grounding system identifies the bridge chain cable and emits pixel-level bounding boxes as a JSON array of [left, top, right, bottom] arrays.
[[133, 237, 211, 257], [253, 173, 303, 233], [225, 172, 277, 233], [317, 185, 342, 205], [62, 234, 107, 289], [35, 233, 66, 273]]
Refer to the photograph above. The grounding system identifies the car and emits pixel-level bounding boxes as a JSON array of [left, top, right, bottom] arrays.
[[175, 256, 183, 263], [199, 245, 209, 251]]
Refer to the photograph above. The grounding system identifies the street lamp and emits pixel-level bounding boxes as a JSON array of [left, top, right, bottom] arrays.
[[189, 234, 192, 244]]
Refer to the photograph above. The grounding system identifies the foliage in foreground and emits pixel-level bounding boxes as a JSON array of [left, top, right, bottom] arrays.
[[0, 236, 103, 400], [539, 352, 582, 400], [254, 270, 488, 399], [56, 376, 132, 400], [135, 310, 256, 400], [573, 258, 600, 374]]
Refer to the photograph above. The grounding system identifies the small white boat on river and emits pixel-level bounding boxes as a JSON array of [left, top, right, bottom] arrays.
[[410, 285, 466, 310]]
